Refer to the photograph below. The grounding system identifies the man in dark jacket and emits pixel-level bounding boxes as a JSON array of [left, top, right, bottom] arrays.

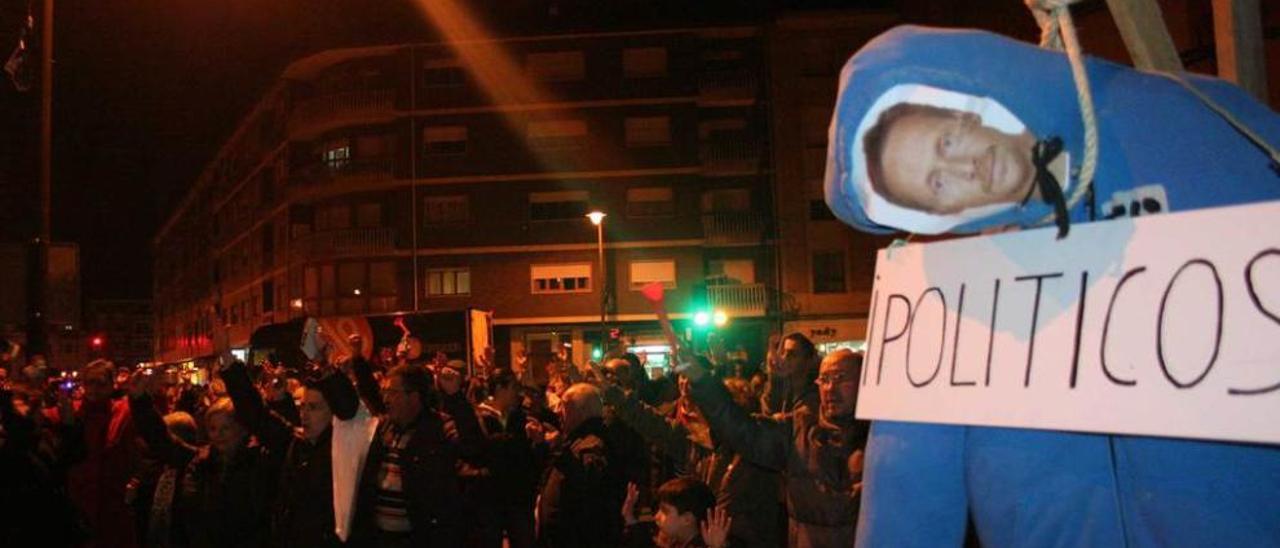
[[536, 382, 628, 548], [350, 357, 481, 547], [221, 359, 361, 548], [759, 334, 819, 419], [466, 367, 542, 548], [686, 349, 867, 548]]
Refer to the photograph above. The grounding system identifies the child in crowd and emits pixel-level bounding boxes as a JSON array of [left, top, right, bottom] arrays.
[[621, 477, 731, 548]]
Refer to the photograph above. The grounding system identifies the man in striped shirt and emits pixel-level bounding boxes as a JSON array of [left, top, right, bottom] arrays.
[[351, 359, 481, 547]]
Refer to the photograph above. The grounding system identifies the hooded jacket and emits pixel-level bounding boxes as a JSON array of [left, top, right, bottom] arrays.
[[825, 25, 1280, 235], [823, 26, 1280, 547]]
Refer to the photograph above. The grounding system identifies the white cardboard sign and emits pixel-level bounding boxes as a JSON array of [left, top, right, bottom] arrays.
[[857, 201, 1280, 445]]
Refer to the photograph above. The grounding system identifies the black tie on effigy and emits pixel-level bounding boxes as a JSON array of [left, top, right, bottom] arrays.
[[1021, 136, 1071, 238]]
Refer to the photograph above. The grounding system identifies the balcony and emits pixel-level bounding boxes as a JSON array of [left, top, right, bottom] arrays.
[[291, 227, 397, 261], [289, 157, 396, 189], [708, 283, 767, 318], [700, 139, 761, 175], [698, 70, 757, 105], [288, 89, 396, 138], [702, 212, 765, 246]]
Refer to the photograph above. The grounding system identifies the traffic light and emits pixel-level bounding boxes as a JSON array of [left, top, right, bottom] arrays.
[[591, 346, 603, 360], [712, 310, 729, 327], [90, 335, 104, 348], [691, 309, 728, 329], [693, 311, 711, 327]]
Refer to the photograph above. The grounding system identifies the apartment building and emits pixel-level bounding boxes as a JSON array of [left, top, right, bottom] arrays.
[[154, 26, 781, 376], [767, 11, 897, 353]]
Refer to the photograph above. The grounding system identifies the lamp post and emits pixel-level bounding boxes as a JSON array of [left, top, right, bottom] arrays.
[[586, 211, 607, 357]]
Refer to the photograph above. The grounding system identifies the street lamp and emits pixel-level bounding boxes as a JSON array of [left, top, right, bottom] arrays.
[[586, 211, 607, 357]]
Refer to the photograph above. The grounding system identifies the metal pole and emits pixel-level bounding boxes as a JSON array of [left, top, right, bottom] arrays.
[[409, 46, 420, 311], [40, 0, 52, 244], [597, 221, 606, 353], [26, 0, 54, 358]]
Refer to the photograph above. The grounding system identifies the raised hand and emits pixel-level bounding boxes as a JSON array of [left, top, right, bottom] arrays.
[[701, 507, 733, 548], [437, 365, 463, 396], [620, 482, 640, 526]]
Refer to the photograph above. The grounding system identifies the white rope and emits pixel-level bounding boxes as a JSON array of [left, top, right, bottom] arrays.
[[1164, 72, 1280, 169], [1026, 0, 1099, 226]]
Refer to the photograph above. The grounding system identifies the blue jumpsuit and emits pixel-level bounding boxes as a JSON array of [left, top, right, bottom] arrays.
[[824, 26, 1280, 547]]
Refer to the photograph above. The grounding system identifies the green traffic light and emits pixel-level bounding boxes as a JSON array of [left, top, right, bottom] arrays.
[[693, 311, 711, 327], [591, 347, 603, 360]]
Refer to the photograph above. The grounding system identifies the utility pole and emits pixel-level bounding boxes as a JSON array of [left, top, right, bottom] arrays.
[[26, 0, 53, 358]]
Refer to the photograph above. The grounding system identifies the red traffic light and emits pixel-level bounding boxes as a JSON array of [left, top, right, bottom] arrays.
[[90, 336, 104, 348]]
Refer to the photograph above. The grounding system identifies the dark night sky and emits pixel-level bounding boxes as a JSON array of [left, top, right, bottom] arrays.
[[1, 0, 885, 301]]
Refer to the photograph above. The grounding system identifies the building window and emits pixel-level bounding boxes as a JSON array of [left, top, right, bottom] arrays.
[[316, 204, 351, 231], [426, 268, 470, 296], [529, 190, 589, 221], [527, 51, 585, 81], [356, 134, 393, 159], [423, 195, 469, 224], [355, 203, 382, 228], [420, 195, 469, 225], [701, 188, 752, 213], [423, 126, 468, 155], [809, 199, 837, 221], [708, 259, 755, 285], [322, 139, 351, 170], [262, 280, 275, 312], [812, 251, 847, 294], [630, 260, 676, 290], [623, 47, 667, 78], [422, 59, 466, 87], [532, 263, 592, 294], [527, 119, 587, 150], [626, 187, 674, 218], [625, 116, 671, 147]]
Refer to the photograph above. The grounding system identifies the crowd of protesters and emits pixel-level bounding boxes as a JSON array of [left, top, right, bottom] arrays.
[[0, 327, 867, 548]]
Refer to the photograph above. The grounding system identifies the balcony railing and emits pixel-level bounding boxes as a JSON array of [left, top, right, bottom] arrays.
[[289, 157, 395, 188], [702, 212, 764, 246], [700, 139, 761, 174], [708, 283, 767, 317], [291, 227, 397, 261], [698, 70, 757, 103], [289, 89, 396, 135]]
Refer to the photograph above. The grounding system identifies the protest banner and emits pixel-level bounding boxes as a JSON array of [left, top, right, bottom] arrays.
[[858, 201, 1280, 444]]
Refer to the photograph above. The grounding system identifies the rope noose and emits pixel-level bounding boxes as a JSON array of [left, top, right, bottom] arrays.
[[1026, 0, 1098, 231]]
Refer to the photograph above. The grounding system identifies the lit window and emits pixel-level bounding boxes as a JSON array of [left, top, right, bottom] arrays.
[[623, 47, 667, 78], [423, 126, 468, 155], [426, 268, 470, 297], [625, 116, 671, 147], [531, 264, 592, 294], [630, 260, 676, 290], [626, 187, 674, 218], [526, 51, 585, 81], [527, 119, 587, 150], [322, 140, 351, 170]]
